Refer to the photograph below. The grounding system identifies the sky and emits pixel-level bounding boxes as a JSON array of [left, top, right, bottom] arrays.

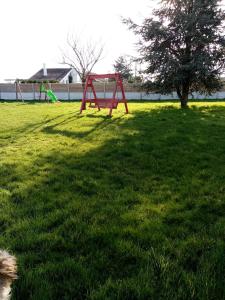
[[0, 0, 154, 82]]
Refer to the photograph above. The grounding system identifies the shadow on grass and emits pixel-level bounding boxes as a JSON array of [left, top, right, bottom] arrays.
[[0, 113, 74, 146], [1, 105, 225, 300], [42, 114, 125, 139]]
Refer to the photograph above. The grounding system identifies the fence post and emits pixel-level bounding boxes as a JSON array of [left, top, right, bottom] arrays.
[[68, 83, 70, 100], [15, 82, 18, 100], [32, 83, 35, 100], [104, 80, 106, 98]]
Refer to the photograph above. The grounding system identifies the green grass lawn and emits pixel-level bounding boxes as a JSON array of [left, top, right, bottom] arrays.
[[0, 102, 225, 300]]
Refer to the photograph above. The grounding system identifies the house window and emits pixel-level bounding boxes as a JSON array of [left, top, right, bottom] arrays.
[[68, 74, 73, 83]]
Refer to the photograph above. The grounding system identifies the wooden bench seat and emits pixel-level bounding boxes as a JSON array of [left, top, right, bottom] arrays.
[[89, 99, 118, 109]]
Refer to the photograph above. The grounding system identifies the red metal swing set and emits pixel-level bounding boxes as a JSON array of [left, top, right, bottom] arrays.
[[80, 73, 129, 116]]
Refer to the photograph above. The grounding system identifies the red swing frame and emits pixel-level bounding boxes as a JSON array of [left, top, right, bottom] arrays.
[[80, 73, 129, 116]]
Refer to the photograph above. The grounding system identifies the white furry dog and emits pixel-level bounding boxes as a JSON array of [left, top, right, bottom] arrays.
[[0, 250, 17, 300]]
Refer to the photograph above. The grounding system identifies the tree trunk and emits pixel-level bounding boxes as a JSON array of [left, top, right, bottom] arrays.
[[180, 95, 188, 109], [181, 82, 189, 109], [82, 79, 86, 91], [176, 83, 189, 109]]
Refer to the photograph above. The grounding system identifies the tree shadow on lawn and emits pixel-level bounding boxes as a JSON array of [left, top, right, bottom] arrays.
[[42, 114, 125, 139], [1, 105, 225, 300], [0, 112, 76, 147]]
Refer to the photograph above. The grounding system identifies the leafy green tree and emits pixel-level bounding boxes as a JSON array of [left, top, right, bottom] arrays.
[[125, 0, 225, 108], [113, 56, 133, 81]]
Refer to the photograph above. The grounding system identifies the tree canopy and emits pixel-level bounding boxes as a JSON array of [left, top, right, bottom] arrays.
[[125, 0, 225, 108], [61, 35, 104, 88], [113, 56, 133, 81]]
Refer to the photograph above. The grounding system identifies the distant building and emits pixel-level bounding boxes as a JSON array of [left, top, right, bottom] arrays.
[[29, 65, 78, 83]]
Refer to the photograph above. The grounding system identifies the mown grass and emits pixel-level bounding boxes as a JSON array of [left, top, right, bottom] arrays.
[[0, 102, 225, 300]]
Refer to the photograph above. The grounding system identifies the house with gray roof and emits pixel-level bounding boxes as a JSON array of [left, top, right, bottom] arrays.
[[29, 66, 78, 83]]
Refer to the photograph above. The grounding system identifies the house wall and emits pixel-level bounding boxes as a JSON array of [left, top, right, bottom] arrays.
[[60, 70, 79, 84]]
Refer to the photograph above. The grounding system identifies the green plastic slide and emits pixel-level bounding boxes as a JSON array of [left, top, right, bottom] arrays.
[[47, 89, 58, 103]]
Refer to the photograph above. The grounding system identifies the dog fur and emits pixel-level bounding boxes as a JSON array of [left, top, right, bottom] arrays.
[[0, 250, 17, 300]]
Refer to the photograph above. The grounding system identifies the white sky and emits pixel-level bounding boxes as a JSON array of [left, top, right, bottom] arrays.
[[0, 0, 153, 82]]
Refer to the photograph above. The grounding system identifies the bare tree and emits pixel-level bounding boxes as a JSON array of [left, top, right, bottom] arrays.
[[61, 35, 104, 88]]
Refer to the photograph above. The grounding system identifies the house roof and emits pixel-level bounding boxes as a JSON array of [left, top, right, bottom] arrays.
[[29, 68, 72, 81]]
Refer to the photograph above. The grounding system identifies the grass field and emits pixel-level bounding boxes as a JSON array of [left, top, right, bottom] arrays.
[[0, 102, 225, 300]]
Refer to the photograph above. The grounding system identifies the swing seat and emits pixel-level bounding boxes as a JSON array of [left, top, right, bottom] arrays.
[[88, 99, 118, 109], [95, 99, 118, 109]]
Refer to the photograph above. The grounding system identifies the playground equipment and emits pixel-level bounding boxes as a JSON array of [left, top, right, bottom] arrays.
[[39, 82, 58, 103], [80, 73, 129, 116]]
